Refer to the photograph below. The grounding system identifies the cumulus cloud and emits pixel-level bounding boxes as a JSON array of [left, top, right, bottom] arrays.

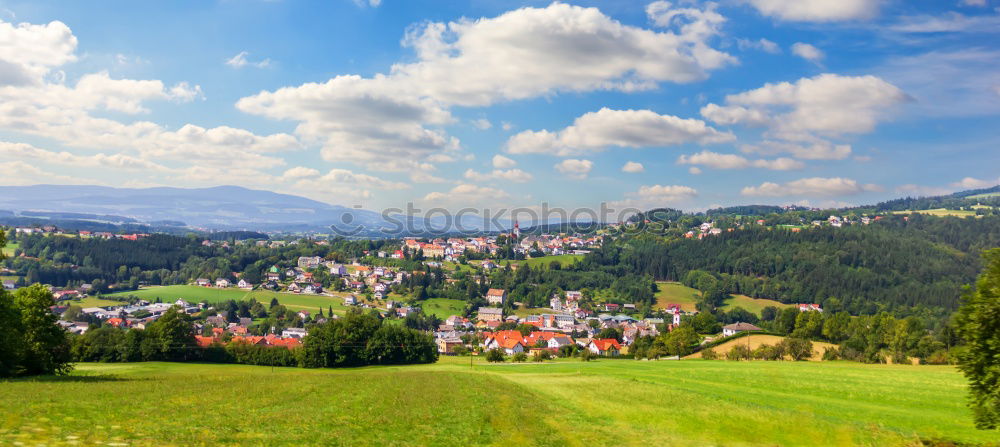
[[0, 161, 97, 186], [0, 141, 168, 171], [741, 177, 881, 196], [703, 74, 908, 136], [507, 108, 734, 156], [622, 161, 645, 173], [469, 118, 492, 130], [791, 42, 824, 63], [611, 184, 698, 209], [238, 3, 734, 164], [554, 159, 593, 179], [736, 38, 780, 54], [422, 183, 512, 208], [0, 19, 77, 86], [740, 139, 852, 160], [745, 0, 881, 22], [889, 12, 1000, 33], [0, 17, 298, 174], [225, 51, 271, 69], [492, 154, 516, 169], [952, 176, 1000, 189], [701, 74, 906, 164], [236, 74, 457, 165], [289, 168, 410, 201], [463, 168, 533, 183], [677, 150, 804, 170]]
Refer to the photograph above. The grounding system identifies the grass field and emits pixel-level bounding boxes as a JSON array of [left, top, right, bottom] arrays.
[[105, 285, 352, 314], [968, 192, 1000, 199], [0, 358, 990, 446], [520, 254, 583, 268], [420, 298, 466, 318], [687, 334, 838, 361], [723, 294, 795, 315], [70, 296, 130, 308], [655, 282, 792, 315], [654, 282, 700, 312], [1, 241, 18, 257], [891, 208, 980, 217]]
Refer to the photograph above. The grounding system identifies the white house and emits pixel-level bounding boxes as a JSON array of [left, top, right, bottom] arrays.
[[237, 279, 253, 290], [722, 322, 762, 337]]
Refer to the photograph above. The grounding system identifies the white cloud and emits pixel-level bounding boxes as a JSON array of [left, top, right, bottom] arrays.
[[952, 177, 1000, 189], [507, 108, 734, 156], [746, 0, 881, 22], [740, 139, 852, 160], [677, 150, 804, 170], [352, 0, 382, 7], [877, 49, 1000, 117], [889, 12, 1000, 33], [282, 166, 321, 179], [791, 42, 824, 63], [622, 161, 645, 173], [238, 3, 734, 164], [471, 118, 492, 130], [0, 141, 168, 171], [741, 177, 881, 196], [492, 154, 516, 169], [689, 167, 702, 175], [422, 183, 511, 207], [463, 168, 533, 183], [703, 74, 908, 136], [554, 159, 593, 179], [612, 184, 698, 209], [225, 51, 271, 69], [0, 161, 96, 186], [501, 121, 514, 131], [237, 74, 458, 164], [736, 38, 780, 54], [290, 168, 410, 201], [0, 19, 76, 86]]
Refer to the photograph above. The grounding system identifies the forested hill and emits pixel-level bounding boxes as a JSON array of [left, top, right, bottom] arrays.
[[593, 213, 1000, 318]]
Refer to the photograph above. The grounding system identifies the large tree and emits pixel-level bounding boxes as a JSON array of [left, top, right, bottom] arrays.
[[13, 284, 73, 376], [956, 248, 1000, 429]]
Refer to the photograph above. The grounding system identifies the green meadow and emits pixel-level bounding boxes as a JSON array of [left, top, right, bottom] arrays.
[[1, 241, 17, 257], [103, 285, 352, 314], [520, 254, 583, 268], [891, 208, 980, 218], [420, 298, 467, 318], [0, 357, 991, 446], [655, 281, 793, 315]]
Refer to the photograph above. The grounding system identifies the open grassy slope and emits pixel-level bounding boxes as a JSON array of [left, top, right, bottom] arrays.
[[520, 254, 583, 268], [891, 208, 980, 217], [1, 241, 17, 257], [0, 357, 990, 446], [420, 298, 466, 318], [104, 285, 351, 314], [686, 334, 838, 361], [655, 282, 793, 315]]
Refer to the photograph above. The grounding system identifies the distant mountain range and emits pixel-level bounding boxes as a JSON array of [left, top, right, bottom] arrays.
[[0, 185, 396, 234], [0, 183, 995, 235]]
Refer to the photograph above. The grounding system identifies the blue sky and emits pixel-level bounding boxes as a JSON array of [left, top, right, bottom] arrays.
[[0, 0, 997, 215]]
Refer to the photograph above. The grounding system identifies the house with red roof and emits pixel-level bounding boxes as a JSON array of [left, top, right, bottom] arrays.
[[588, 338, 622, 356]]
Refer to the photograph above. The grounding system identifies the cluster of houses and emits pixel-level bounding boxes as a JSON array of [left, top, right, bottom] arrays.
[[395, 233, 599, 262], [55, 299, 204, 334], [433, 289, 674, 356], [12, 226, 149, 241]]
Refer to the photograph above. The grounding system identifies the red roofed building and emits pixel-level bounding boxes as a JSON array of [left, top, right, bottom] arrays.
[[588, 338, 622, 356], [195, 335, 217, 348]]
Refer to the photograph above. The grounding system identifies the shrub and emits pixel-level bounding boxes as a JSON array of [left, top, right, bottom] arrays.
[[512, 352, 528, 363], [580, 349, 597, 362], [700, 348, 718, 360], [780, 338, 814, 361], [822, 346, 840, 361], [485, 348, 505, 363], [726, 344, 751, 361]]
